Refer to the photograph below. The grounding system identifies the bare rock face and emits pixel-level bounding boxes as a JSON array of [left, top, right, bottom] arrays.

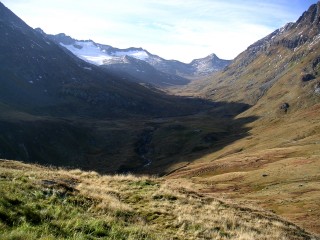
[[296, 2, 320, 26]]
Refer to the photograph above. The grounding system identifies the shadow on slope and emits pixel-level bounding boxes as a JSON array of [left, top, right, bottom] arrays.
[[120, 103, 258, 176], [0, 100, 257, 175]]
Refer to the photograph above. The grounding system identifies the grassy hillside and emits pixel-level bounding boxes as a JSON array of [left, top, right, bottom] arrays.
[[167, 102, 320, 236], [0, 160, 317, 240], [165, 3, 320, 236]]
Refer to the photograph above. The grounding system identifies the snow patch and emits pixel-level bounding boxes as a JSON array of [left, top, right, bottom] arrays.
[[60, 41, 112, 65], [59, 41, 149, 65], [112, 50, 148, 60]]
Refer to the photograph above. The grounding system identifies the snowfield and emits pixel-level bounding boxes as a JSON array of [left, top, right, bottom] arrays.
[[60, 41, 149, 65]]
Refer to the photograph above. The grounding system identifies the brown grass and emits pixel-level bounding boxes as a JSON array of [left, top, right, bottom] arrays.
[[1, 160, 317, 239], [168, 103, 320, 236]]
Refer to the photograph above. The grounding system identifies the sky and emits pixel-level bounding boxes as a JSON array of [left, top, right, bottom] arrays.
[[1, 0, 318, 63]]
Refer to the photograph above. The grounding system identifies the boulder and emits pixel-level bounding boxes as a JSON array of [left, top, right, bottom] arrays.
[[280, 103, 290, 113], [301, 73, 315, 82]]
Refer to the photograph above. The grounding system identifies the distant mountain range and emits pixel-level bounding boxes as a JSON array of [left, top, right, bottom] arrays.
[[42, 31, 231, 86]]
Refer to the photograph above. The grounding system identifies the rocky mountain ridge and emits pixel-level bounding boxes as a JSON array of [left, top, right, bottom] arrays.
[[45, 32, 231, 86]]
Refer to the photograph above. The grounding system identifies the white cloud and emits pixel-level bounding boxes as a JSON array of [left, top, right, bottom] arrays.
[[1, 0, 317, 62]]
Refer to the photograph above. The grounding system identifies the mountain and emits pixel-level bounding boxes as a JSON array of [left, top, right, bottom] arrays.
[[189, 53, 231, 77], [46, 32, 231, 85], [201, 2, 320, 110]]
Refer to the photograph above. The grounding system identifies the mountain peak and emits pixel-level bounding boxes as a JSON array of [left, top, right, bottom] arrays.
[[49, 32, 77, 45], [296, 1, 320, 26], [34, 27, 45, 35], [208, 53, 218, 58]]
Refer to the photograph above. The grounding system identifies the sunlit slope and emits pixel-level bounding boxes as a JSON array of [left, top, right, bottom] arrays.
[[0, 160, 317, 240], [199, 2, 320, 108]]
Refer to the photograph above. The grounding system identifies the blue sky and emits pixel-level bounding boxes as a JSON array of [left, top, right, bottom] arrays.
[[1, 0, 318, 62]]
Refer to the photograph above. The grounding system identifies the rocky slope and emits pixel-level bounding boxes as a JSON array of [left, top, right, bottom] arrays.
[[201, 2, 320, 112]]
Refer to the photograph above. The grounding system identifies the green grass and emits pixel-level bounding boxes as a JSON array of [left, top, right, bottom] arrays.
[[0, 169, 153, 240], [0, 160, 317, 240]]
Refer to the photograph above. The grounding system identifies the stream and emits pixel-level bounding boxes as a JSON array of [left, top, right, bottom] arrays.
[[135, 128, 155, 168]]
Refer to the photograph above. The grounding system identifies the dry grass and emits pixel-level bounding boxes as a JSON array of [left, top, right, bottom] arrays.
[[0, 160, 318, 240], [168, 102, 320, 236]]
